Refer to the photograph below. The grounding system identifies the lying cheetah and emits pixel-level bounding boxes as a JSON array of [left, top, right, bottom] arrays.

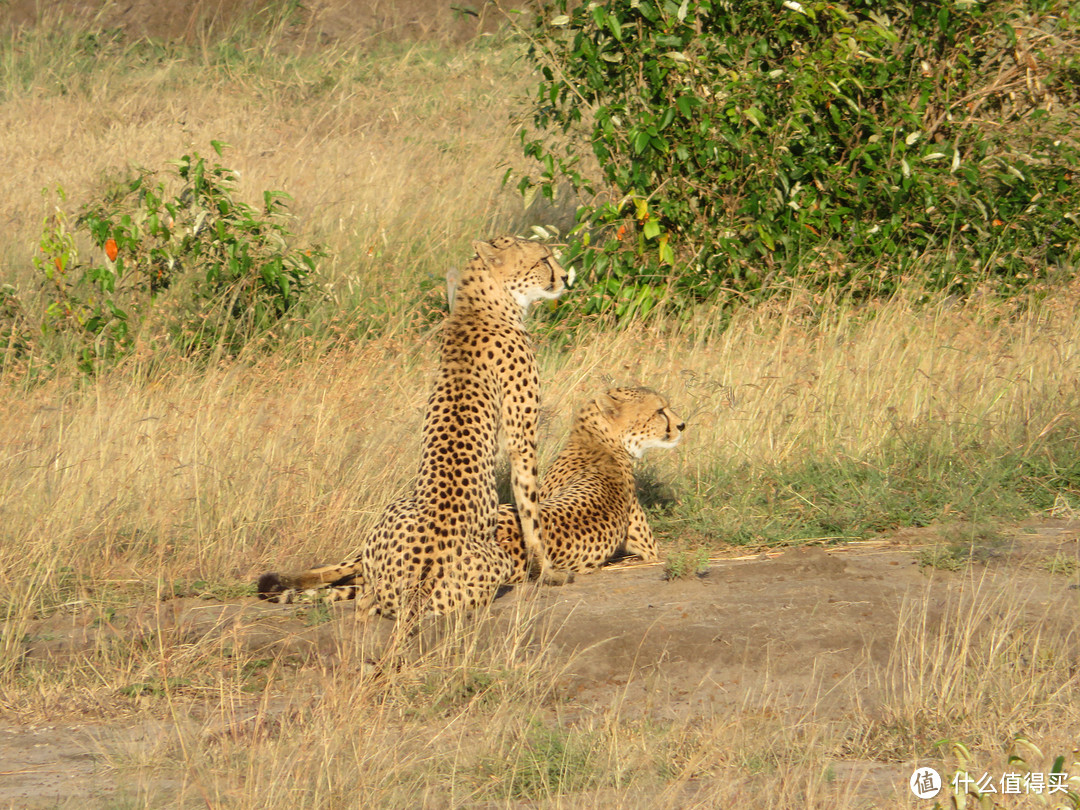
[[258, 387, 683, 603], [498, 387, 684, 582], [258, 236, 571, 617]]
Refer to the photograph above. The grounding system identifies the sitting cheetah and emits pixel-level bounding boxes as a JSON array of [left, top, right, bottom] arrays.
[[258, 236, 572, 617], [258, 387, 683, 603], [497, 387, 684, 582]]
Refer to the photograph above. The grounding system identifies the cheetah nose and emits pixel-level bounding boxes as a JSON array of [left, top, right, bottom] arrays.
[[676, 422, 686, 432]]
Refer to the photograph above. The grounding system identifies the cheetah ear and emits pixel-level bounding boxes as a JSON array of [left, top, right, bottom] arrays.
[[446, 267, 460, 311], [594, 391, 620, 422], [472, 240, 502, 270]]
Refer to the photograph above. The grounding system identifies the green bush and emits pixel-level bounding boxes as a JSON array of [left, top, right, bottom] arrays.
[[518, 0, 1080, 318], [34, 142, 322, 372]]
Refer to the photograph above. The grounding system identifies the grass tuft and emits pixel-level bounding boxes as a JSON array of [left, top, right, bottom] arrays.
[[663, 549, 710, 580]]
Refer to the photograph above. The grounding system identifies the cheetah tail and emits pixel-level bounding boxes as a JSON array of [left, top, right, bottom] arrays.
[[256, 560, 364, 599], [256, 571, 303, 598]]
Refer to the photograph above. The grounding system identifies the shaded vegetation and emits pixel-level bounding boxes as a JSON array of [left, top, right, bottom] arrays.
[[518, 0, 1080, 318]]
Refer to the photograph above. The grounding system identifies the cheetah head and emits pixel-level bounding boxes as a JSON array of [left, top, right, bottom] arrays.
[[472, 236, 574, 311], [597, 387, 685, 459]]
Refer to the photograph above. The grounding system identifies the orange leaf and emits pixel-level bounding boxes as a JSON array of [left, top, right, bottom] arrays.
[[105, 238, 119, 261]]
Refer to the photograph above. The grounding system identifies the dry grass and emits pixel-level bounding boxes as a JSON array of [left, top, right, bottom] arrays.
[[673, 286, 1080, 465], [10, 574, 1073, 808], [1, 7, 1079, 808], [3, 278, 1078, 805], [853, 572, 1080, 757]]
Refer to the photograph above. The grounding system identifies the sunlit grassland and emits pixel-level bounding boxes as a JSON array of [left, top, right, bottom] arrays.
[[0, 6, 1078, 808], [657, 287, 1080, 549], [3, 284, 1078, 613], [0, 4, 553, 334]]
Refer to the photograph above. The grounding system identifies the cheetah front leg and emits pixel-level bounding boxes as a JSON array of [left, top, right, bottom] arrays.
[[508, 449, 569, 585], [623, 499, 661, 562], [502, 389, 570, 587]]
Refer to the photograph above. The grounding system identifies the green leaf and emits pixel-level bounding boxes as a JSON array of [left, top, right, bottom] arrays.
[[659, 235, 674, 264], [643, 220, 661, 239], [636, 0, 658, 21], [633, 130, 651, 154], [675, 95, 698, 117]]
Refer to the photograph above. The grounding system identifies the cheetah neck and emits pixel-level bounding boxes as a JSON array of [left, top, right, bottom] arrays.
[[569, 418, 635, 472], [450, 267, 529, 329]]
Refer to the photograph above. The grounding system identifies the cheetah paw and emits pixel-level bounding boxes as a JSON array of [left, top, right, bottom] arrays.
[[539, 567, 574, 587]]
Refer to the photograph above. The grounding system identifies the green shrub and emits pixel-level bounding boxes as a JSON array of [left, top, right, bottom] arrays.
[[33, 142, 323, 372], [518, 0, 1080, 318]]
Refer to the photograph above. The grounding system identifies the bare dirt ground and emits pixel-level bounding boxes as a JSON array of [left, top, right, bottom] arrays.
[[3, 522, 1077, 808]]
